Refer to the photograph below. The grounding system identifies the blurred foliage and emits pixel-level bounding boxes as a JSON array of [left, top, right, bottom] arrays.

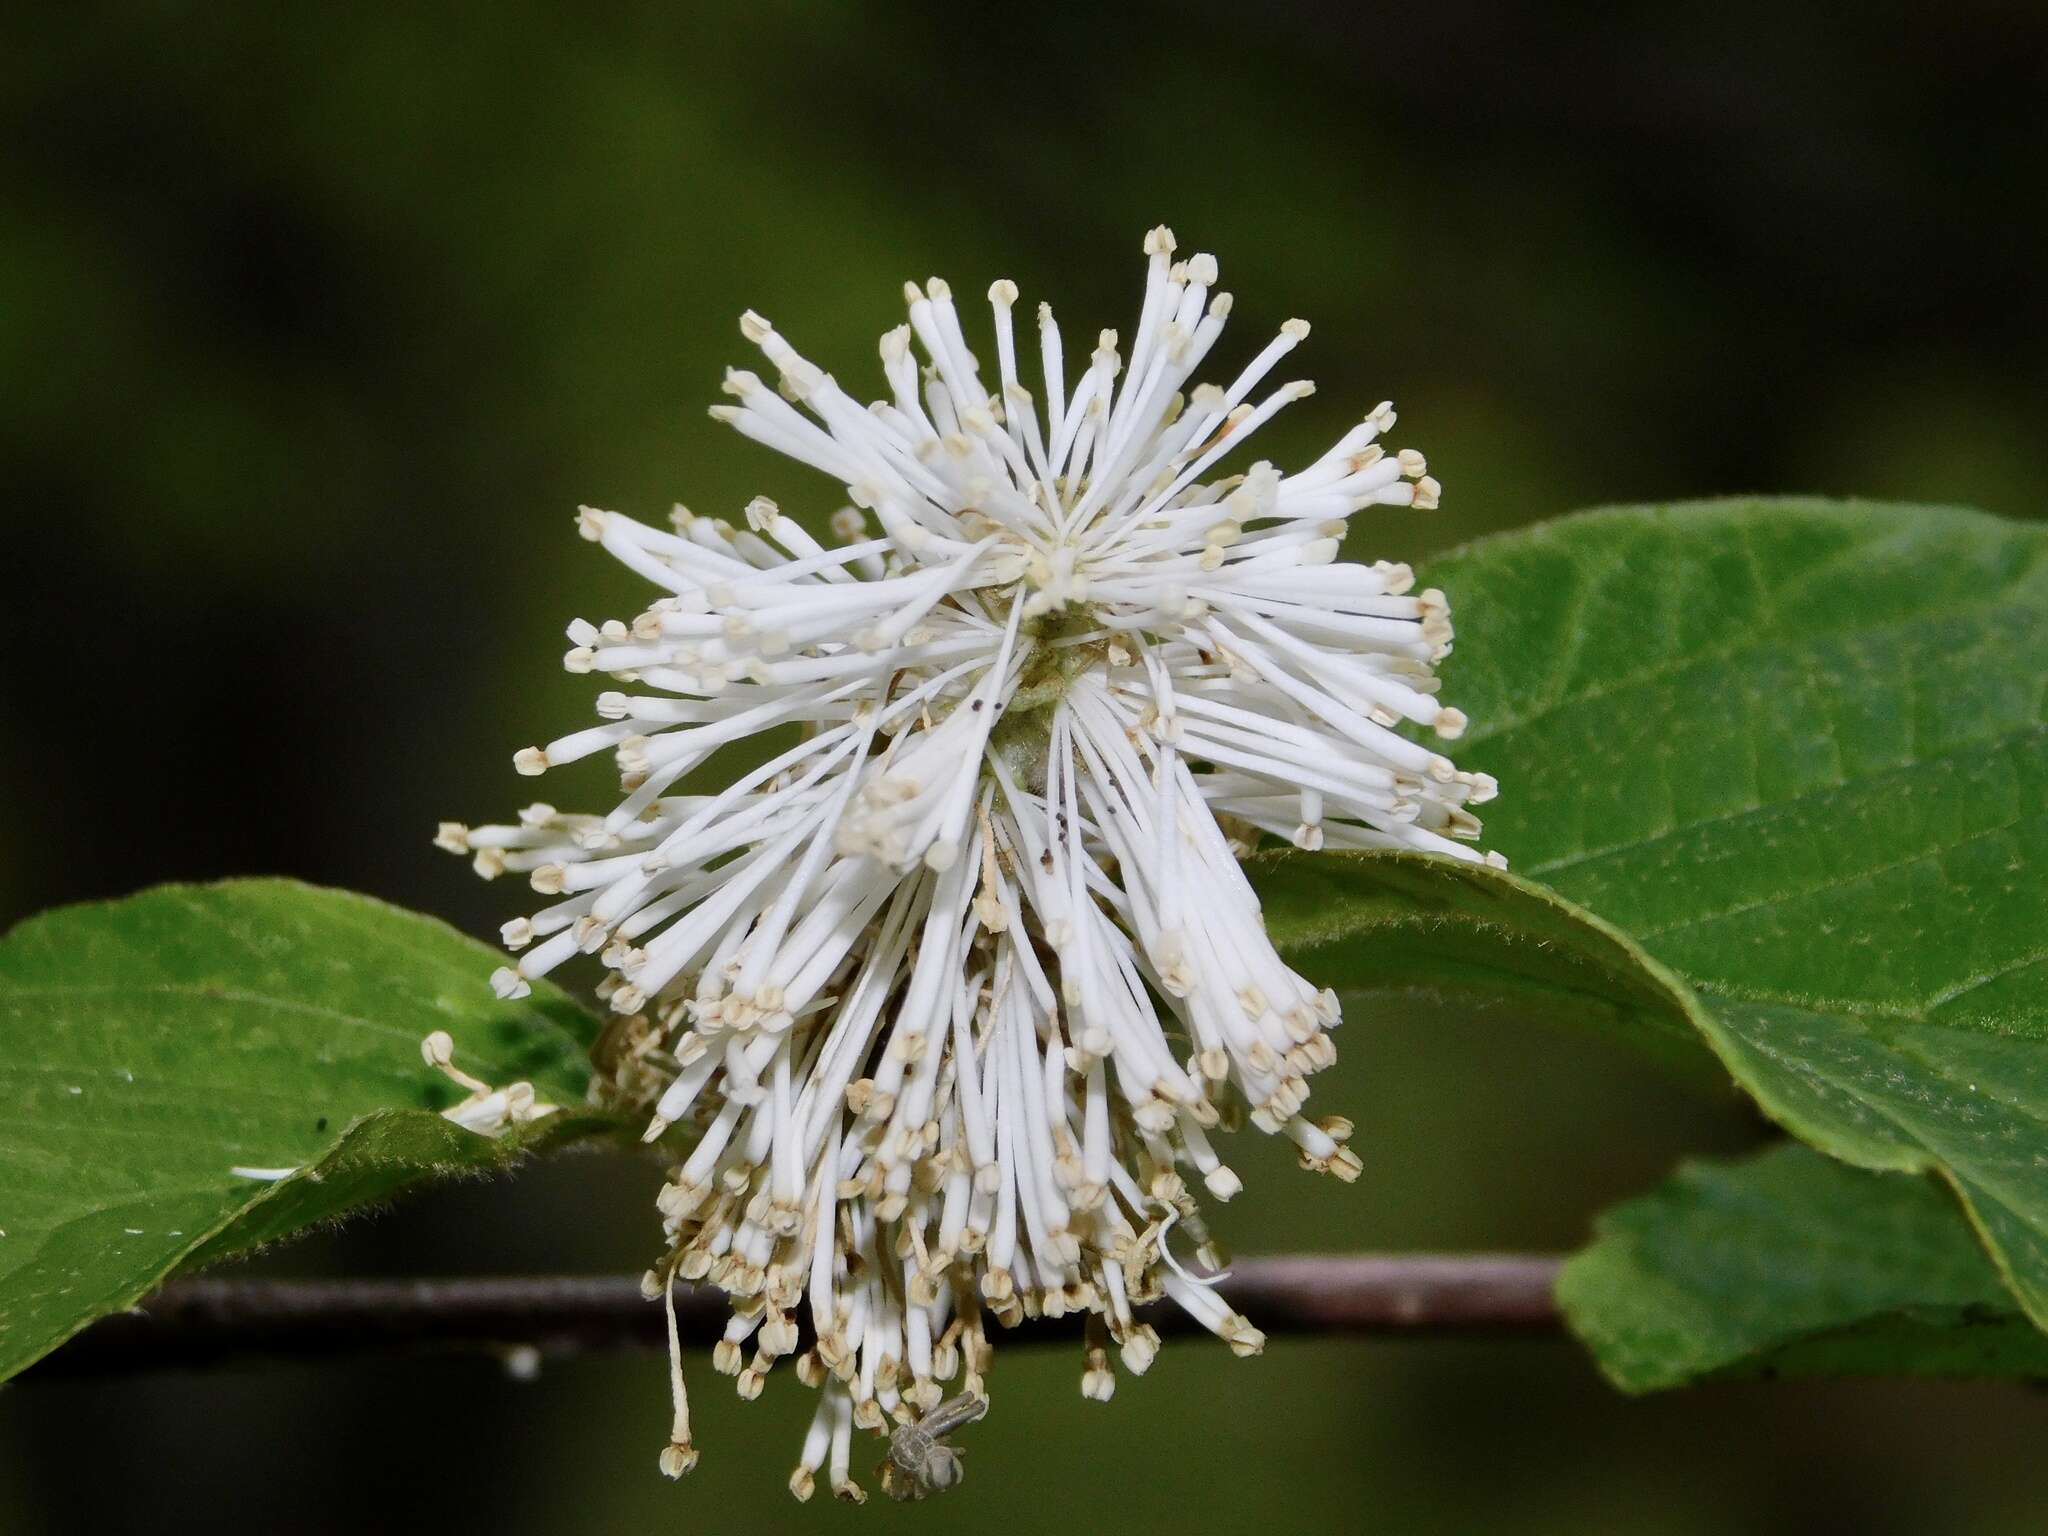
[[4, 1, 2047, 1530]]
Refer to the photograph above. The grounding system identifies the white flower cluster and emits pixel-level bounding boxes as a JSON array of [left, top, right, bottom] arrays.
[[439, 228, 1499, 1501]]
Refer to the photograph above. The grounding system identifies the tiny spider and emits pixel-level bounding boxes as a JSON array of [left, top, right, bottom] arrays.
[[879, 1392, 989, 1500]]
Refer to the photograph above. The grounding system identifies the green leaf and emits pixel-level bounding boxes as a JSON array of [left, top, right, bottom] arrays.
[[1557, 1144, 2048, 1390], [1423, 498, 2048, 1322], [0, 879, 613, 1381], [1249, 848, 2048, 1381], [1252, 848, 1715, 1078]]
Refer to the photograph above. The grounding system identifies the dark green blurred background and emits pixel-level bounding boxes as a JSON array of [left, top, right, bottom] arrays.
[[5, 3, 2047, 1531]]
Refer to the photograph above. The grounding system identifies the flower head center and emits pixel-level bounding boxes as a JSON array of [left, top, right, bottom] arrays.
[[1019, 533, 1092, 618]]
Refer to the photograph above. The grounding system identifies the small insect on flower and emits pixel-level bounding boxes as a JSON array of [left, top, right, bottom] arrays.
[[880, 1391, 988, 1501], [439, 227, 1501, 1500]]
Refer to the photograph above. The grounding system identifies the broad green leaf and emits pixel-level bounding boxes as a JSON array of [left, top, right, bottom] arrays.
[[1424, 499, 2048, 1322], [0, 879, 613, 1381], [1251, 849, 2044, 1380], [1557, 1144, 2048, 1390]]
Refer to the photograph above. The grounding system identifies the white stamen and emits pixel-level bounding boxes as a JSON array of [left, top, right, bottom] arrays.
[[443, 230, 1497, 1498]]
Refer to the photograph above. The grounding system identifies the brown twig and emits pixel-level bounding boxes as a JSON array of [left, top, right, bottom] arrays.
[[31, 1254, 1561, 1377]]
